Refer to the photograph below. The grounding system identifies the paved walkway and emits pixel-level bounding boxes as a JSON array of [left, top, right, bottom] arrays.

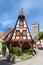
[[13, 49, 43, 65], [0, 55, 6, 60], [0, 55, 11, 65], [0, 49, 43, 65]]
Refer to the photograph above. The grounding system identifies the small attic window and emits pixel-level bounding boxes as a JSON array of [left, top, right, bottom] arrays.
[[19, 20, 24, 26]]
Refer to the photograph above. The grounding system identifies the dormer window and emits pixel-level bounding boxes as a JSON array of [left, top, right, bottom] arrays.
[[19, 20, 24, 27]]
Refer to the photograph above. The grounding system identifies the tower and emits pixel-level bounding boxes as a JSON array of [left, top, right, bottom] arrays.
[[32, 22, 39, 40]]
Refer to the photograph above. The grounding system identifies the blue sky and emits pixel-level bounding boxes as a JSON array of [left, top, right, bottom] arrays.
[[0, 0, 43, 35]]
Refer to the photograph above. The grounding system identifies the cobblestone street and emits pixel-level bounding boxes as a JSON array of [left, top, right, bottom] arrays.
[[13, 49, 43, 65], [0, 49, 43, 65]]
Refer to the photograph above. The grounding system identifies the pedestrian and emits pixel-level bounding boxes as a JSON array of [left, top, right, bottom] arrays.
[[5, 47, 10, 62]]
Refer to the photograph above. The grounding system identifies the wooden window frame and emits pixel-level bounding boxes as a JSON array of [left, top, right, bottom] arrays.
[[16, 30, 20, 36], [22, 30, 27, 36]]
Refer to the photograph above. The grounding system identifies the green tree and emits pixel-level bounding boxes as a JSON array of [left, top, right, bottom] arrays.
[[38, 31, 43, 38]]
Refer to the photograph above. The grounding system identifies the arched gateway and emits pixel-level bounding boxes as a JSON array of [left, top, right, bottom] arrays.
[[3, 8, 34, 52]]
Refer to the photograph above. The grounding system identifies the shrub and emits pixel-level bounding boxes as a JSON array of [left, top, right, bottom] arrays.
[[12, 47, 22, 56], [2, 44, 6, 56], [10, 54, 15, 62], [28, 48, 36, 55]]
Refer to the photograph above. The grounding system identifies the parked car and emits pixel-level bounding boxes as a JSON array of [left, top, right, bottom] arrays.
[[38, 46, 43, 50]]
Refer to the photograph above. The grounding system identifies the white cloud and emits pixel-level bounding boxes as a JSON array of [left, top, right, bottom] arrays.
[[0, 14, 15, 27], [1, 20, 12, 27], [0, 0, 43, 32], [19, 0, 43, 12]]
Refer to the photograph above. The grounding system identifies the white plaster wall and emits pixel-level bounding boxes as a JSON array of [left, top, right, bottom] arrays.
[[16, 25, 19, 27], [12, 36, 15, 39], [40, 39, 43, 46], [16, 36, 19, 39], [23, 37, 26, 39], [0, 42, 2, 51], [24, 21, 26, 25], [24, 25, 27, 27], [27, 33, 29, 36], [27, 36, 31, 40]]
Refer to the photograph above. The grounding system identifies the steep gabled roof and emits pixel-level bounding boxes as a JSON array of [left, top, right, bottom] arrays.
[[4, 28, 13, 39], [3, 8, 33, 43], [3, 28, 14, 43], [32, 21, 39, 25]]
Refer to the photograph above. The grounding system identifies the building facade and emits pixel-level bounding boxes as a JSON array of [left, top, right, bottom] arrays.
[[3, 9, 34, 51], [32, 22, 39, 40], [36, 34, 43, 48], [0, 32, 4, 54]]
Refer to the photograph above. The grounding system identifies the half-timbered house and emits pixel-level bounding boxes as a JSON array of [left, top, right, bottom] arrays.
[[3, 8, 34, 52]]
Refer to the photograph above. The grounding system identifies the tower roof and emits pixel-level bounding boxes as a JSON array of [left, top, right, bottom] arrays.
[[32, 21, 39, 25], [19, 8, 24, 16]]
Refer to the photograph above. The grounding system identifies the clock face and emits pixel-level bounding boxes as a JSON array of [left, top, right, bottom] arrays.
[[19, 20, 24, 26]]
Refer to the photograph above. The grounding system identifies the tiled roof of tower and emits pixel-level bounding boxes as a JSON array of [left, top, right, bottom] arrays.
[[19, 8, 24, 16], [33, 21, 38, 25]]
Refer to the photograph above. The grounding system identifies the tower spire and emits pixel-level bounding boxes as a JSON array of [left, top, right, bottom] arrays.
[[19, 8, 24, 16]]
